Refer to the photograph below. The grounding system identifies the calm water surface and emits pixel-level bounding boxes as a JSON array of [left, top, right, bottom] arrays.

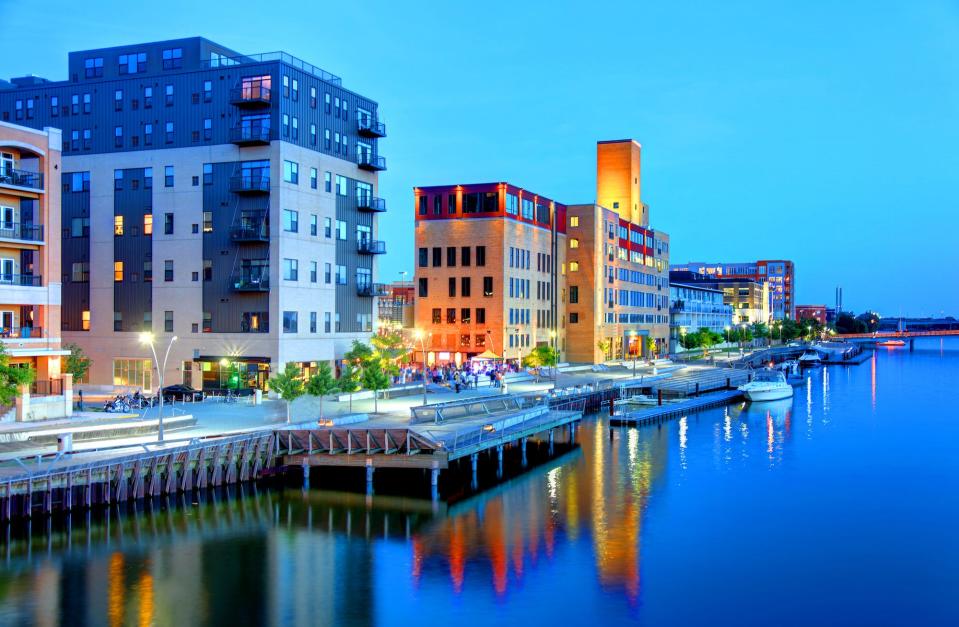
[[1, 340, 958, 626]]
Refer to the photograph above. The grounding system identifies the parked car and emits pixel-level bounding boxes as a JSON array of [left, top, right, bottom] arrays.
[[161, 384, 204, 402]]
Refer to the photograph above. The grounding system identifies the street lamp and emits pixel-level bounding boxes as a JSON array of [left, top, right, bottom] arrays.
[[724, 325, 731, 352], [413, 329, 429, 407], [549, 330, 558, 388], [739, 323, 747, 355], [140, 332, 177, 443]]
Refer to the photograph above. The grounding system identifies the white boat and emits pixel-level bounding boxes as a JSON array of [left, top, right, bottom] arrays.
[[614, 394, 665, 408], [738, 369, 794, 402], [798, 351, 822, 367]]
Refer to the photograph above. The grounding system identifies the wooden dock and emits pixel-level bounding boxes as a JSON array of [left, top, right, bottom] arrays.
[[609, 390, 744, 426]]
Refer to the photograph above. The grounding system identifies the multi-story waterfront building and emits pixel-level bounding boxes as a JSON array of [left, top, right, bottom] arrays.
[[566, 140, 670, 362], [795, 304, 827, 325], [413, 183, 566, 366], [671, 259, 794, 320], [668, 279, 732, 352], [0, 38, 387, 391], [669, 271, 769, 325], [0, 122, 66, 382], [377, 281, 414, 329]]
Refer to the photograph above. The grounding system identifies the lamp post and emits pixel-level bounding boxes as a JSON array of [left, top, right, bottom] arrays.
[[140, 332, 177, 443], [724, 325, 731, 353], [739, 323, 747, 355], [549, 329, 558, 389], [413, 329, 429, 407]]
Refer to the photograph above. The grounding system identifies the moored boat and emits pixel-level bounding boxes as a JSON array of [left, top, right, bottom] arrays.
[[738, 369, 794, 402], [876, 339, 906, 347], [798, 351, 822, 367]]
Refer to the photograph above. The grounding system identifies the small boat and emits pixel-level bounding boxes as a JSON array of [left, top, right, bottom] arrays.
[[738, 369, 794, 402], [614, 394, 672, 408], [798, 351, 822, 367], [876, 339, 905, 347]]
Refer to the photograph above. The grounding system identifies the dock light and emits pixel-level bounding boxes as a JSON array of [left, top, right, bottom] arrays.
[[483, 424, 496, 433]]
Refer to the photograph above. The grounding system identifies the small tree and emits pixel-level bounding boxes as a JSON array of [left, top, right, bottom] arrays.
[[371, 329, 408, 378], [751, 322, 770, 347], [646, 337, 658, 360], [63, 343, 92, 383], [337, 363, 361, 413], [698, 327, 717, 355], [306, 362, 339, 420], [596, 339, 612, 362], [345, 340, 375, 366], [360, 358, 390, 414], [268, 362, 304, 424], [0, 343, 34, 405]]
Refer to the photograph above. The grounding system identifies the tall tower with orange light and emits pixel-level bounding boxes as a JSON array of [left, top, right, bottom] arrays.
[[596, 139, 646, 226]]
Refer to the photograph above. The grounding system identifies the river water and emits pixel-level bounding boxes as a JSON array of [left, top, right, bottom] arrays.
[[1, 340, 957, 626]]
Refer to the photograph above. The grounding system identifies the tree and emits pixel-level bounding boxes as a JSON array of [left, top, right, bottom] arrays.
[[780, 319, 803, 341], [698, 327, 720, 355], [306, 362, 339, 419], [596, 339, 612, 362], [360, 358, 390, 414], [646, 337, 658, 360], [751, 322, 770, 347], [268, 362, 304, 424], [337, 363, 361, 413], [835, 313, 866, 334], [0, 344, 34, 406], [344, 340, 375, 366], [371, 330, 408, 377], [679, 331, 700, 350], [63, 343, 92, 383], [856, 311, 881, 333]]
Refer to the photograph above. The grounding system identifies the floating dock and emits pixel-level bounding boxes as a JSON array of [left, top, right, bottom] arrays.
[[609, 390, 744, 426]]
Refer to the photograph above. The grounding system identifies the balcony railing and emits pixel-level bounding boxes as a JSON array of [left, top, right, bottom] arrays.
[[30, 379, 63, 397], [230, 214, 269, 242], [202, 52, 342, 86], [357, 282, 388, 297], [357, 118, 386, 138], [229, 124, 275, 146], [230, 85, 272, 107], [356, 193, 386, 213], [357, 153, 386, 171], [0, 223, 44, 242], [357, 239, 386, 255], [230, 174, 271, 194], [231, 270, 270, 292], [0, 274, 42, 287], [0, 326, 43, 339], [0, 167, 43, 191]]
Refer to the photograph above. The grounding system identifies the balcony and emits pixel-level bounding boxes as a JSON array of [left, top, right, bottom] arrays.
[[229, 124, 274, 146], [357, 239, 386, 255], [356, 193, 386, 213], [230, 214, 269, 242], [357, 282, 388, 297], [0, 167, 43, 191], [357, 118, 386, 138], [230, 85, 272, 108], [0, 274, 42, 287], [230, 174, 271, 194], [230, 269, 270, 292], [357, 153, 386, 172], [0, 326, 43, 339], [0, 223, 44, 243]]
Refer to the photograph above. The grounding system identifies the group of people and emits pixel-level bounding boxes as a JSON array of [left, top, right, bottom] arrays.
[[393, 361, 523, 393]]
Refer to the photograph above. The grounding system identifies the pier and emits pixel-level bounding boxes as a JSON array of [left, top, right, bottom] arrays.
[[609, 390, 744, 426]]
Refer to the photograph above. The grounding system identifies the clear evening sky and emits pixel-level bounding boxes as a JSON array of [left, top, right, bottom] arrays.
[[2, 0, 956, 317]]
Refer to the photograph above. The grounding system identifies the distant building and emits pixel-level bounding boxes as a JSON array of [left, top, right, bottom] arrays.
[[668, 280, 732, 352], [413, 182, 566, 365], [0, 121, 68, 384], [669, 271, 768, 325], [796, 305, 827, 325], [671, 259, 794, 320], [377, 281, 414, 329]]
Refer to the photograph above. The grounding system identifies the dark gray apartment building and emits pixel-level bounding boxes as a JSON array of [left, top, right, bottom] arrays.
[[0, 37, 388, 390]]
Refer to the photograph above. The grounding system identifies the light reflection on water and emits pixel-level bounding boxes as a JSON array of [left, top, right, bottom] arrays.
[[1, 339, 959, 626]]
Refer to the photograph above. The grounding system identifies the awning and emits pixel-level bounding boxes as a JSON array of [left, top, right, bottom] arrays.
[[474, 349, 500, 360]]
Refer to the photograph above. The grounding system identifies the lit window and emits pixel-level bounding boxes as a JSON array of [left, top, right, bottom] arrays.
[[114, 216, 124, 236], [114, 261, 124, 282], [570, 238, 579, 249], [570, 261, 579, 272], [143, 214, 153, 235], [570, 216, 579, 227], [81, 310, 91, 331]]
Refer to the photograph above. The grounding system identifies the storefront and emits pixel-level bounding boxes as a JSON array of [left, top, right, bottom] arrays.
[[194, 356, 271, 392]]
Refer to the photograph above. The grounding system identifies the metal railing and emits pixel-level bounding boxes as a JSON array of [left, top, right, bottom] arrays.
[[0, 274, 42, 287], [0, 326, 43, 339], [410, 394, 548, 425], [0, 223, 43, 242], [30, 379, 63, 397], [231, 270, 270, 291], [357, 239, 386, 254], [229, 125, 275, 144], [356, 193, 386, 212], [202, 52, 342, 85], [357, 118, 386, 137], [357, 282, 388, 297], [229, 85, 272, 105], [0, 167, 43, 190], [230, 214, 269, 241], [229, 174, 271, 193], [357, 153, 386, 171]]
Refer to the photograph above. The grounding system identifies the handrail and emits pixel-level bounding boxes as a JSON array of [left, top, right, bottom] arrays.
[[0, 167, 43, 190], [202, 51, 342, 85], [0, 222, 44, 242]]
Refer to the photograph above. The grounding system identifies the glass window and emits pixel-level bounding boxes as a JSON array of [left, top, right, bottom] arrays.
[[283, 209, 299, 232], [283, 160, 299, 184], [283, 311, 298, 333]]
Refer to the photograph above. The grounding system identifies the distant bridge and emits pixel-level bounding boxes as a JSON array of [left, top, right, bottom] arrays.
[[833, 329, 959, 349]]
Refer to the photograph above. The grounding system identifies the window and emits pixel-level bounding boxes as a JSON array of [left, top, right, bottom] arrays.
[[335, 265, 347, 285], [50, 96, 58, 117], [292, 117, 298, 140], [309, 312, 316, 333], [325, 92, 331, 113], [460, 247, 471, 266], [324, 217, 332, 238], [69, 172, 90, 192], [446, 247, 456, 267], [476, 308, 486, 324], [70, 217, 90, 237], [164, 213, 174, 234], [144, 123, 153, 145], [203, 259, 212, 281], [570, 216, 579, 227], [483, 276, 494, 297], [84, 57, 104, 78], [324, 312, 331, 333], [570, 286, 579, 304], [310, 261, 317, 283], [462, 277, 471, 297], [283, 160, 299, 184], [114, 126, 123, 147], [570, 261, 579, 272], [114, 169, 124, 191], [448, 277, 456, 297], [324, 171, 332, 193], [162, 48, 183, 69], [282, 114, 290, 137], [324, 262, 331, 283], [310, 168, 318, 190], [282, 209, 299, 232], [432, 247, 441, 267], [418, 196, 427, 216], [203, 80, 213, 102], [114, 215, 124, 236], [201, 163, 213, 186], [310, 124, 317, 145], [446, 308, 456, 324], [461, 309, 471, 324], [336, 175, 347, 196], [165, 121, 174, 143], [432, 308, 441, 324], [83, 93, 91, 114], [203, 118, 212, 141], [310, 214, 318, 236], [82, 129, 91, 150], [143, 86, 153, 108], [419, 278, 428, 297], [418, 248, 428, 267], [569, 313, 579, 324], [324, 129, 331, 149], [203, 211, 213, 233], [336, 220, 346, 240], [143, 261, 152, 282], [570, 238, 579, 249], [71, 262, 90, 282], [283, 258, 298, 281], [433, 195, 442, 215], [114, 312, 123, 332], [71, 94, 79, 115], [164, 260, 174, 282], [114, 261, 123, 282], [164, 310, 174, 333], [506, 193, 518, 215], [114, 90, 123, 111], [476, 246, 486, 266], [81, 310, 90, 331], [283, 311, 298, 333], [164, 165, 174, 187], [283, 76, 290, 98]]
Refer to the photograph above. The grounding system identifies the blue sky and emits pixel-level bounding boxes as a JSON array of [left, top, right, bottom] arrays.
[[2, 0, 956, 316]]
